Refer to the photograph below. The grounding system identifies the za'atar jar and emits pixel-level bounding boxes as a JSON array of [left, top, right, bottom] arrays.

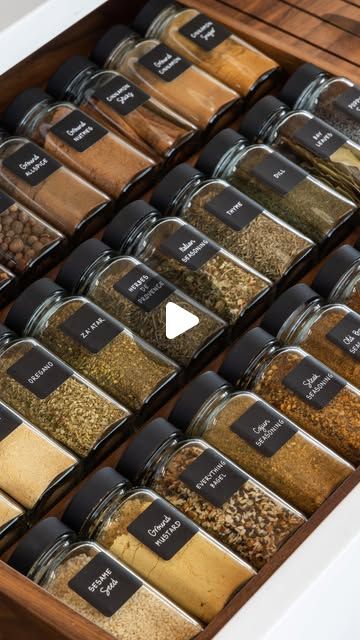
[[312, 244, 360, 314], [0, 491, 26, 552]]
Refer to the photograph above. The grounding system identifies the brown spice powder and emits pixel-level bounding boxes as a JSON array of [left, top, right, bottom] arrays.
[[346, 283, 360, 314], [0, 491, 23, 529]]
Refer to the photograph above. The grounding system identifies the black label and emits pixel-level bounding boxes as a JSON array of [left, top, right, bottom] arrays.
[[139, 43, 191, 83], [179, 13, 230, 51], [231, 401, 297, 457], [51, 110, 107, 152], [94, 75, 150, 117], [0, 404, 22, 441], [251, 151, 307, 195], [7, 346, 72, 400], [205, 186, 262, 231], [0, 191, 15, 214], [334, 86, 360, 123], [60, 303, 123, 354], [160, 225, 219, 271], [294, 117, 347, 159], [327, 312, 360, 362], [114, 264, 174, 312], [283, 355, 345, 409], [127, 498, 197, 560], [69, 552, 141, 617], [3, 142, 61, 187], [180, 448, 247, 507]]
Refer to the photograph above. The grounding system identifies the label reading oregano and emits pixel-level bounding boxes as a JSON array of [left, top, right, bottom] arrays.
[[3, 142, 61, 187], [94, 76, 150, 116], [334, 87, 360, 123], [60, 303, 123, 354], [0, 404, 22, 441], [327, 312, 360, 361], [139, 44, 191, 82], [160, 225, 219, 271], [283, 355, 345, 409], [7, 346, 72, 400], [294, 117, 347, 159], [114, 264, 174, 312], [251, 151, 307, 195], [179, 13, 230, 51], [0, 191, 15, 214], [231, 401, 297, 457], [51, 110, 107, 152], [205, 186, 262, 231]]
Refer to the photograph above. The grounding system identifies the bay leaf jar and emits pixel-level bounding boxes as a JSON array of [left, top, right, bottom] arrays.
[[118, 417, 305, 569], [312, 244, 360, 314], [133, 0, 280, 101], [0, 491, 25, 552], [0, 323, 130, 458], [63, 468, 255, 623], [239, 96, 360, 204], [170, 371, 354, 513], [7, 278, 180, 414], [220, 327, 360, 466], [57, 239, 226, 369], [100, 200, 273, 327], [151, 162, 315, 284], [261, 283, 360, 389], [91, 25, 240, 131], [197, 128, 357, 246], [8, 517, 202, 640]]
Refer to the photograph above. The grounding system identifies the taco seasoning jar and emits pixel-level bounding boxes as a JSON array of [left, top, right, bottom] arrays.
[[63, 468, 255, 623], [220, 327, 360, 466], [118, 418, 304, 569], [7, 278, 180, 414], [171, 371, 354, 513], [8, 517, 202, 640], [312, 244, 360, 314], [91, 25, 240, 131], [0, 491, 25, 551]]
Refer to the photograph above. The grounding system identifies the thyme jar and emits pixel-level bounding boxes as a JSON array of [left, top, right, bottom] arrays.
[[170, 371, 354, 513], [312, 244, 360, 314], [118, 417, 304, 569], [8, 517, 202, 640], [0, 491, 26, 552], [63, 467, 255, 623], [7, 278, 180, 414]]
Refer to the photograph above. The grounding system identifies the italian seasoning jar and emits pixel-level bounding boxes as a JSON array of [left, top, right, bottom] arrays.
[[312, 244, 360, 314], [8, 517, 202, 640], [118, 417, 305, 569], [197, 128, 357, 246], [63, 468, 255, 623], [0, 323, 130, 458], [220, 327, 360, 466], [7, 278, 180, 414], [0, 491, 25, 551], [170, 371, 354, 513], [91, 25, 240, 131], [57, 239, 226, 369]]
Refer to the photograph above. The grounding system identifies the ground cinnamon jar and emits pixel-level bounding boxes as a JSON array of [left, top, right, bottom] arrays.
[[312, 245, 360, 314]]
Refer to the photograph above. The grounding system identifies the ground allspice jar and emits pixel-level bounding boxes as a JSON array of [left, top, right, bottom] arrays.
[[9, 517, 202, 640], [118, 417, 305, 569], [220, 327, 360, 466], [170, 371, 354, 514], [63, 467, 255, 623], [197, 128, 357, 246], [7, 278, 180, 414], [312, 244, 360, 314]]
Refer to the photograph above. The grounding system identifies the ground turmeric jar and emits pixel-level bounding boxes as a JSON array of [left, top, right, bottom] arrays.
[[312, 244, 360, 314]]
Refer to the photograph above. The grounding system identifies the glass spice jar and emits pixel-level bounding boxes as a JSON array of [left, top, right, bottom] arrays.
[[312, 244, 360, 314], [0, 264, 16, 306], [63, 467, 255, 623], [57, 238, 226, 369], [0, 491, 26, 552], [133, 0, 281, 101], [280, 63, 360, 145], [7, 278, 180, 414], [197, 128, 357, 246], [170, 371, 354, 513], [151, 162, 315, 284], [117, 417, 305, 569], [220, 327, 360, 466], [91, 25, 240, 131], [8, 517, 202, 640], [261, 283, 360, 389], [239, 96, 360, 205], [0, 323, 130, 458]]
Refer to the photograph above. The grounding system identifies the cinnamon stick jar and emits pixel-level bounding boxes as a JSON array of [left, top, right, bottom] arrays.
[[312, 245, 360, 314], [91, 25, 240, 132]]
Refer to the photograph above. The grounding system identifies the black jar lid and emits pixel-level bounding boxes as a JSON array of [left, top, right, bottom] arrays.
[[239, 96, 287, 142], [219, 326, 276, 385], [1, 88, 51, 134], [151, 163, 203, 214], [102, 200, 158, 250], [312, 245, 360, 299], [63, 467, 129, 533], [91, 25, 138, 67], [354, 237, 360, 251], [280, 63, 325, 107], [261, 283, 320, 337], [196, 128, 246, 175], [47, 56, 97, 100], [169, 371, 229, 430], [8, 517, 72, 577], [6, 278, 63, 336], [133, 0, 172, 35], [56, 238, 111, 293]]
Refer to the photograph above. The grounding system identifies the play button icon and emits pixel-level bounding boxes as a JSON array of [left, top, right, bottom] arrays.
[[165, 302, 199, 339]]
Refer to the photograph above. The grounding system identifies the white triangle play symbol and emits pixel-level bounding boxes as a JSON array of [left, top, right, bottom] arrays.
[[165, 302, 199, 339]]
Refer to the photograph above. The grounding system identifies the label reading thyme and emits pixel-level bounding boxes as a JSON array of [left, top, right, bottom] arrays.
[[205, 186, 262, 231], [128, 498, 197, 560], [160, 226, 219, 271], [334, 87, 360, 123], [51, 110, 108, 152], [251, 151, 307, 195], [139, 44, 191, 82], [231, 401, 297, 457], [114, 264, 174, 312], [0, 191, 15, 214], [60, 303, 123, 354], [293, 117, 347, 159], [94, 76, 150, 116], [327, 312, 360, 361], [179, 13, 230, 51], [7, 346, 72, 399], [0, 404, 22, 441], [283, 356, 345, 409], [3, 142, 61, 187]]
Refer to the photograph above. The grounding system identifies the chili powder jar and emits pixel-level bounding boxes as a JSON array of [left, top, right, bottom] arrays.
[[312, 244, 360, 314]]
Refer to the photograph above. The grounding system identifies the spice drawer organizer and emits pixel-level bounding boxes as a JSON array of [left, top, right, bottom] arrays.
[[0, 1, 359, 639]]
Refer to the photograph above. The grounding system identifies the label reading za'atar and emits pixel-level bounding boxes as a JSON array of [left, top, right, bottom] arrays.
[[139, 43, 191, 82], [231, 401, 297, 457], [179, 13, 230, 51], [283, 355, 345, 409], [7, 346, 72, 400], [127, 498, 197, 560], [160, 225, 219, 271], [0, 404, 22, 442], [114, 264, 174, 312], [334, 86, 360, 123], [251, 151, 307, 196], [51, 110, 107, 152], [3, 142, 61, 187], [94, 75, 150, 117], [205, 186, 262, 231], [293, 117, 347, 159], [60, 303, 123, 354], [327, 312, 360, 361]]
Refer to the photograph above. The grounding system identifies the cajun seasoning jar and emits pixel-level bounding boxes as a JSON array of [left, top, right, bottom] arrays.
[[91, 25, 240, 131], [197, 128, 357, 246], [0, 323, 130, 458], [8, 517, 202, 640], [280, 63, 360, 145], [170, 371, 354, 513], [133, 0, 280, 101], [63, 468, 255, 623], [0, 491, 26, 552], [312, 244, 360, 314], [118, 417, 305, 569], [220, 327, 360, 466], [57, 239, 226, 369], [7, 278, 180, 414]]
